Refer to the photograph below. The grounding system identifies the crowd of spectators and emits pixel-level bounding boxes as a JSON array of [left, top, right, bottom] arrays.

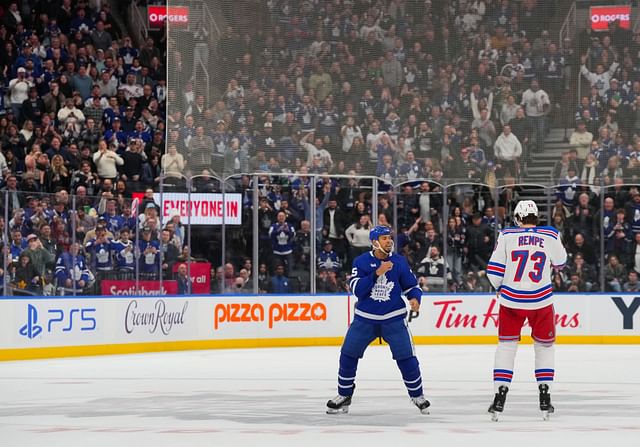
[[202, 1, 640, 294], [0, 0, 172, 295], [198, 0, 567, 294], [5, 0, 640, 295]]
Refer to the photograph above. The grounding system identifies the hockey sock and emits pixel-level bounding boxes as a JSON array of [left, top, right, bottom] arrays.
[[337, 352, 358, 396], [493, 341, 518, 392], [397, 356, 423, 398], [534, 342, 555, 390]]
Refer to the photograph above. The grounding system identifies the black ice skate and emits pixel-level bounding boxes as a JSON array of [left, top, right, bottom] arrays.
[[411, 395, 430, 414], [539, 384, 554, 420], [326, 394, 352, 414], [488, 385, 509, 421], [327, 384, 354, 414]]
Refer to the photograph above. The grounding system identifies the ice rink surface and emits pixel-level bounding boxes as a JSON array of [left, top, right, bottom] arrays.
[[1, 344, 639, 447]]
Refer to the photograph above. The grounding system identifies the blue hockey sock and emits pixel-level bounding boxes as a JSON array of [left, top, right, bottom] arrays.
[[397, 356, 423, 398], [337, 352, 358, 396]]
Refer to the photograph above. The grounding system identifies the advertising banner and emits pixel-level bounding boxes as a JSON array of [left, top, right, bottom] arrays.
[[148, 6, 189, 29], [100, 280, 178, 296], [171, 262, 211, 294], [590, 5, 631, 31], [0, 294, 638, 360], [131, 192, 242, 225]]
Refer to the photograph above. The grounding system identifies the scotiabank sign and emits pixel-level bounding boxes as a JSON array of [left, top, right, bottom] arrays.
[[590, 5, 631, 31], [148, 6, 189, 28], [100, 280, 178, 296]]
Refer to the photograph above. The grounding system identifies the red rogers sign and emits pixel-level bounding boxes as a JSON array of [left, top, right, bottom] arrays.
[[148, 6, 189, 28], [590, 5, 631, 31]]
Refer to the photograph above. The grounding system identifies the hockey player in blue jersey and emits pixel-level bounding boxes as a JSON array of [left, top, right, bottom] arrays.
[[326, 225, 430, 415]]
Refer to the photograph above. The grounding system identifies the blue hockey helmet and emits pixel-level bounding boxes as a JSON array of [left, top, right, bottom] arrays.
[[369, 225, 392, 241]]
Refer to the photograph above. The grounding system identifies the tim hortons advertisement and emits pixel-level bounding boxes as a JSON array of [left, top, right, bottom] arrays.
[[590, 5, 631, 31], [147, 6, 189, 29], [100, 280, 178, 296], [172, 262, 211, 294]]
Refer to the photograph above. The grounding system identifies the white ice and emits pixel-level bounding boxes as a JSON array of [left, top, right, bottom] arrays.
[[1, 345, 639, 447]]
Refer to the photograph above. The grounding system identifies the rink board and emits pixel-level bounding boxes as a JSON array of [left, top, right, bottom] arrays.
[[0, 293, 639, 360]]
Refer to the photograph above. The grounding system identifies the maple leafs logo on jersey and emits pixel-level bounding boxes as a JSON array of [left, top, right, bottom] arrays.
[[370, 274, 394, 302]]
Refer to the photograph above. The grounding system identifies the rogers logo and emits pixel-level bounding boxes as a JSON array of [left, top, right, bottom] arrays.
[[591, 13, 629, 23], [214, 302, 327, 330], [148, 6, 189, 26], [149, 13, 189, 23]]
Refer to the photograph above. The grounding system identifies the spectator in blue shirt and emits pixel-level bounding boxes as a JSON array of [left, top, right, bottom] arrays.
[[270, 263, 291, 294]]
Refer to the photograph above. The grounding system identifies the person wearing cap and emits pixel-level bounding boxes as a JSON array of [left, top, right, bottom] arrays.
[[604, 77, 628, 112], [317, 239, 342, 273], [8, 66, 33, 122], [138, 224, 160, 279], [120, 105, 137, 133], [21, 86, 45, 125], [22, 233, 55, 284]]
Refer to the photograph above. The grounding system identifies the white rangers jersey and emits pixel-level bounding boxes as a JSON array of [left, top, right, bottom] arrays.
[[487, 226, 567, 310]]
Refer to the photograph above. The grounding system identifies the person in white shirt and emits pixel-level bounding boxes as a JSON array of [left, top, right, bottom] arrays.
[[521, 79, 550, 153], [345, 215, 372, 261], [161, 144, 185, 179], [57, 98, 85, 135], [341, 117, 363, 153], [569, 120, 593, 159], [92, 140, 124, 180], [300, 131, 333, 169], [494, 124, 523, 177], [8, 67, 33, 121], [580, 54, 619, 97]]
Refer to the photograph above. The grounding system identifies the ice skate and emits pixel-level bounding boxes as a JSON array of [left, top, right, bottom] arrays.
[[326, 394, 352, 414], [539, 384, 554, 421], [488, 385, 509, 421], [411, 395, 430, 414]]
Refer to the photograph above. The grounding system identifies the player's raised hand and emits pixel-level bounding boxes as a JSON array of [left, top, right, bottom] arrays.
[[409, 298, 420, 312], [376, 261, 393, 276]]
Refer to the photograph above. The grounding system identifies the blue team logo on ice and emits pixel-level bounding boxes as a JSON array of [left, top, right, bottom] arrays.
[[370, 274, 394, 302], [19, 304, 43, 339]]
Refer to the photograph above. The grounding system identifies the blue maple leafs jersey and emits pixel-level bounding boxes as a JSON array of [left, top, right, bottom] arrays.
[[348, 251, 422, 323]]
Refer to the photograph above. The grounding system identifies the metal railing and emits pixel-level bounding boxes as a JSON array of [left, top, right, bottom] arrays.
[[3, 174, 638, 297], [128, 1, 150, 44], [560, 1, 577, 50]]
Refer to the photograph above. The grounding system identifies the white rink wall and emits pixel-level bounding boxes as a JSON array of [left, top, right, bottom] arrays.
[[1, 293, 639, 361]]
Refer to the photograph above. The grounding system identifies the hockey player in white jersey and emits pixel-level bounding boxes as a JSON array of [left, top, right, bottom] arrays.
[[485, 200, 567, 421]]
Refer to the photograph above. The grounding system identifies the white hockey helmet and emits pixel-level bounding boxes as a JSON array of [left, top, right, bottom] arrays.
[[513, 200, 538, 227]]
